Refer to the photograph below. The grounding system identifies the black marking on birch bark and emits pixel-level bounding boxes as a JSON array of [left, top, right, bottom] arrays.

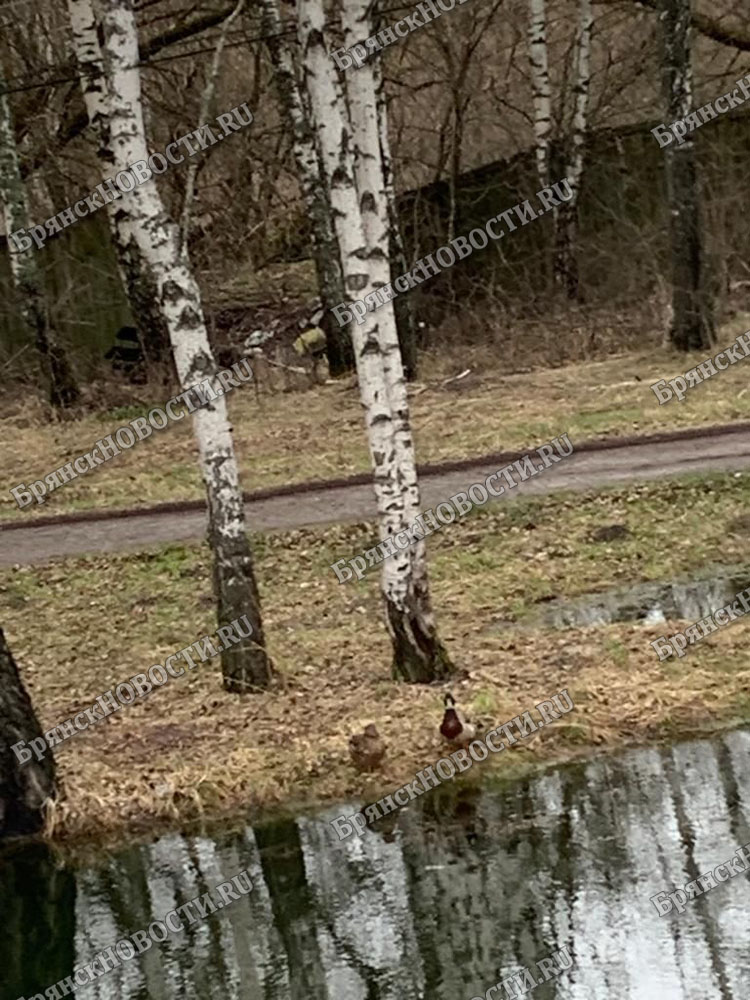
[[360, 337, 381, 357], [175, 302, 203, 333], [185, 350, 214, 382], [348, 272, 369, 292]]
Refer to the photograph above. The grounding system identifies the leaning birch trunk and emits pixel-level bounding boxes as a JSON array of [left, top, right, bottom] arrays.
[[299, 0, 452, 681], [63, 0, 171, 375], [342, 0, 450, 680], [661, 0, 714, 350], [375, 68, 418, 382], [67, 0, 272, 691], [0, 629, 56, 837], [554, 0, 592, 298], [0, 78, 79, 411], [260, 0, 353, 377]]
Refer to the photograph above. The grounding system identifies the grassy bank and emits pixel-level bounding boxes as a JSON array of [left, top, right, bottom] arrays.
[[3, 321, 750, 521], [3, 471, 750, 847]]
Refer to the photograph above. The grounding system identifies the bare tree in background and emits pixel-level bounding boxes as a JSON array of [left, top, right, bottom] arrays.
[[298, 0, 453, 682], [0, 77, 79, 411], [67, 0, 272, 692], [180, 0, 246, 251], [660, 0, 714, 350]]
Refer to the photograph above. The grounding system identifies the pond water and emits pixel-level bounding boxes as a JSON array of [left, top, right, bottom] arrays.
[[528, 564, 750, 630], [3, 728, 750, 1000]]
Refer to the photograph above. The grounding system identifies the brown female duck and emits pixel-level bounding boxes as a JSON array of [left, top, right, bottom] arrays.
[[349, 723, 386, 772]]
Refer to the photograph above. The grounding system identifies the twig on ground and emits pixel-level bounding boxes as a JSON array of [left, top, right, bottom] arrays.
[[411, 368, 472, 396]]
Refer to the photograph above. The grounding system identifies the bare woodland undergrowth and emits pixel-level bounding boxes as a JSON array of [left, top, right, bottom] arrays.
[[3, 301, 750, 522]]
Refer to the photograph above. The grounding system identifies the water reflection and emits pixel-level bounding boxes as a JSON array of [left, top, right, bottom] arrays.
[[3, 730, 750, 1000]]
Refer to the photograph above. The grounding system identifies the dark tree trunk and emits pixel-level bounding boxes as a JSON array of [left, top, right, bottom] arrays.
[[0, 78, 80, 411], [20, 265, 81, 410], [0, 629, 56, 837], [387, 594, 454, 684], [261, 0, 354, 377], [121, 246, 175, 377], [211, 522, 273, 694], [662, 0, 714, 351], [553, 200, 580, 300], [376, 64, 418, 381], [316, 231, 355, 378]]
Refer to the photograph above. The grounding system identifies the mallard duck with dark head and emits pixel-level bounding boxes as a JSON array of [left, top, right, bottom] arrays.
[[440, 693, 476, 746]]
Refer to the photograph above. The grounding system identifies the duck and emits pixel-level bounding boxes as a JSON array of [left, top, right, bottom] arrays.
[[349, 723, 386, 772], [440, 693, 476, 746]]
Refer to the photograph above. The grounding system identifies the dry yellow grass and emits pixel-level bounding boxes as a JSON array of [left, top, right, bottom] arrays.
[[4, 320, 750, 521], [4, 471, 750, 849]]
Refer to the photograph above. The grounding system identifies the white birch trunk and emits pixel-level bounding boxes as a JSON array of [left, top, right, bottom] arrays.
[[0, 77, 79, 410], [66, 0, 272, 691], [527, 0, 552, 190], [341, 0, 448, 681], [298, 0, 452, 681]]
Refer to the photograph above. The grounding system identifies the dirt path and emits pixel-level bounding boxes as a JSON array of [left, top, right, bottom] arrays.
[[3, 422, 750, 566]]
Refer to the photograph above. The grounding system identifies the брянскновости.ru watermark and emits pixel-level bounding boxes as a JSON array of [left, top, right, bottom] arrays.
[[12, 615, 253, 767], [330, 689, 574, 840], [9, 358, 254, 510], [16, 869, 253, 998], [331, 433, 574, 584], [9, 102, 253, 252], [330, 181, 572, 329]]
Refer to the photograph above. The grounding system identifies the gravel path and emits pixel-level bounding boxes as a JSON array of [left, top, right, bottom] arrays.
[[3, 423, 749, 566]]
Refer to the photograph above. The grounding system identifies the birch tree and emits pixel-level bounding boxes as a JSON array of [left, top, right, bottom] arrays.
[[260, 0, 354, 377], [0, 78, 79, 411], [297, 0, 452, 682], [66, 0, 272, 691], [554, 0, 593, 298], [660, 0, 714, 350]]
